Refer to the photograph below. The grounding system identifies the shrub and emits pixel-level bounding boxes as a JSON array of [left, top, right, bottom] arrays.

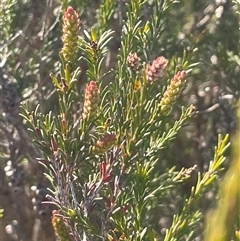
[[0, 1, 239, 240]]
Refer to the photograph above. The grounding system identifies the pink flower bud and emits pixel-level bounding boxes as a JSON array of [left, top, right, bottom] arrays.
[[83, 81, 100, 120], [146, 56, 168, 82], [61, 6, 80, 63]]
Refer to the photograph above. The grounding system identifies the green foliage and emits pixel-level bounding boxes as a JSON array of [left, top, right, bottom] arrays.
[[164, 134, 230, 241], [1, 0, 239, 241], [204, 105, 240, 241], [19, 2, 232, 241]]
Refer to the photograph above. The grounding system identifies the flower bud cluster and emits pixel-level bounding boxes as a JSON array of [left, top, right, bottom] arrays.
[[127, 52, 140, 71], [83, 81, 100, 120], [61, 6, 80, 63], [146, 56, 168, 82], [93, 133, 117, 154], [159, 70, 187, 114], [52, 210, 72, 241]]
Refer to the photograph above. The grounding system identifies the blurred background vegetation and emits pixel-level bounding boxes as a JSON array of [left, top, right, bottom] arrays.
[[0, 0, 239, 240]]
